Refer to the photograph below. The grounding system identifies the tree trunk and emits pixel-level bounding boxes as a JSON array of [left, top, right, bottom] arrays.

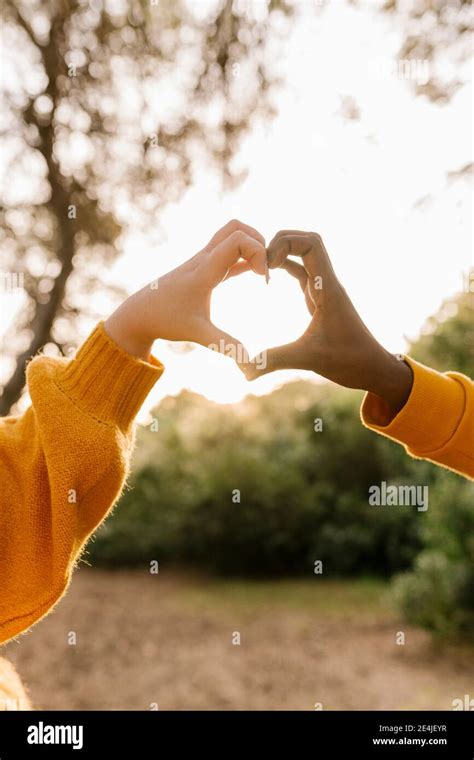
[[0, 8, 74, 416], [0, 253, 74, 415]]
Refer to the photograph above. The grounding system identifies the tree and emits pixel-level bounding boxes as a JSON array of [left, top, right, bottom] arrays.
[[2, 0, 471, 414], [408, 281, 474, 378], [0, 0, 291, 414], [382, 0, 473, 102]]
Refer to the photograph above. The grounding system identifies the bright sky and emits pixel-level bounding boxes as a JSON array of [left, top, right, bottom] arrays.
[[2, 1, 472, 419]]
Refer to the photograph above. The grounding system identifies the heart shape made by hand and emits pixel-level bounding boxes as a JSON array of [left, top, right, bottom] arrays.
[[241, 230, 404, 409]]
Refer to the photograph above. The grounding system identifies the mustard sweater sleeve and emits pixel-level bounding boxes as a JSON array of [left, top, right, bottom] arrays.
[[361, 356, 474, 479], [0, 322, 164, 644]]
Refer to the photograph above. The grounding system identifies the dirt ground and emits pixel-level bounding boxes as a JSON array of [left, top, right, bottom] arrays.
[[3, 568, 473, 711]]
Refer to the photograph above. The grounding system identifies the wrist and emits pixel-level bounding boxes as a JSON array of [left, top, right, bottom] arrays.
[[368, 350, 414, 416], [104, 291, 155, 361]]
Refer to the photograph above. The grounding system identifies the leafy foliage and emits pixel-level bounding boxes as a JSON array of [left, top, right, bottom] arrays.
[[409, 283, 474, 377], [391, 286, 474, 638], [392, 471, 474, 637], [382, 0, 473, 101], [88, 382, 425, 575]]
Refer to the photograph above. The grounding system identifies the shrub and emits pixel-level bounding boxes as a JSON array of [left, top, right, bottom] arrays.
[[88, 382, 424, 576], [392, 472, 474, 638]]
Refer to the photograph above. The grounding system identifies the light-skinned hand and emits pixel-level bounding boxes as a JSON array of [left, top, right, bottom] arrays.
[[104, 219, 267, 362]]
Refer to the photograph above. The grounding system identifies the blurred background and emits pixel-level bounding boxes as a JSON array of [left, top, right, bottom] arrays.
[[1, 0, 473, 709]]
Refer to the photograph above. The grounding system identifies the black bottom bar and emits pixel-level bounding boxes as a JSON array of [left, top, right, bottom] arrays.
[[0, 710, 472, 757]]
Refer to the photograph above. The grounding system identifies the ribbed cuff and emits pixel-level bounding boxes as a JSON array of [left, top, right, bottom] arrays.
[[58, 322, 164, 431], [361, 356, 466, 453]]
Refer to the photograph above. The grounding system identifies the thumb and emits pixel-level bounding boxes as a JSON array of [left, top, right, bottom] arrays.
[[198, 321, 250, 366], [242, 341, 304, 381]]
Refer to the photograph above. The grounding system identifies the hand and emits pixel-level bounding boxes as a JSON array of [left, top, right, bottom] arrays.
[[244, 230, 413, 418], [104, 219, 267, 362]]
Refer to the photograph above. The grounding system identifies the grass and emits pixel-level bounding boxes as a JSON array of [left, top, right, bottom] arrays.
[[160, 570, 390, 617]]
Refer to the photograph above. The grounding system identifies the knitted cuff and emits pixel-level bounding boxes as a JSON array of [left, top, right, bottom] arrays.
[[57, 321, 164, 430], [361, 356, 466, 453]]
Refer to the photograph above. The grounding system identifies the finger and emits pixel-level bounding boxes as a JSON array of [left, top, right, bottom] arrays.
[[267, 233, 334, 286], [242, 341, 307, 381], [205, 219, 265, 250], [267, 234, 311, 269], [267, 233, 325, 268], [267, 229, 313, 252], [267, 230, 313, 269], [197, 320, 250, 365], [281, 259, 307, 292], [223, 260, 252, 280], [281, 260, 315, 314], [210, 229, 267, 281]]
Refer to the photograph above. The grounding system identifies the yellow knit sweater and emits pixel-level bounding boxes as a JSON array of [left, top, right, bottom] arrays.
[[0, 326, 472, 655], [0, 323, 163, 648]]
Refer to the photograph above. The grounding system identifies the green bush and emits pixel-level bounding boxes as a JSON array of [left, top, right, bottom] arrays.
[[88, 382, 425, 576], [391, 287, 474, 638], [392, 472, 474, 638]]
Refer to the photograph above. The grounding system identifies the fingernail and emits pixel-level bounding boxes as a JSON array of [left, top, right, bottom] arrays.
[[264, 260, 270, 285]]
